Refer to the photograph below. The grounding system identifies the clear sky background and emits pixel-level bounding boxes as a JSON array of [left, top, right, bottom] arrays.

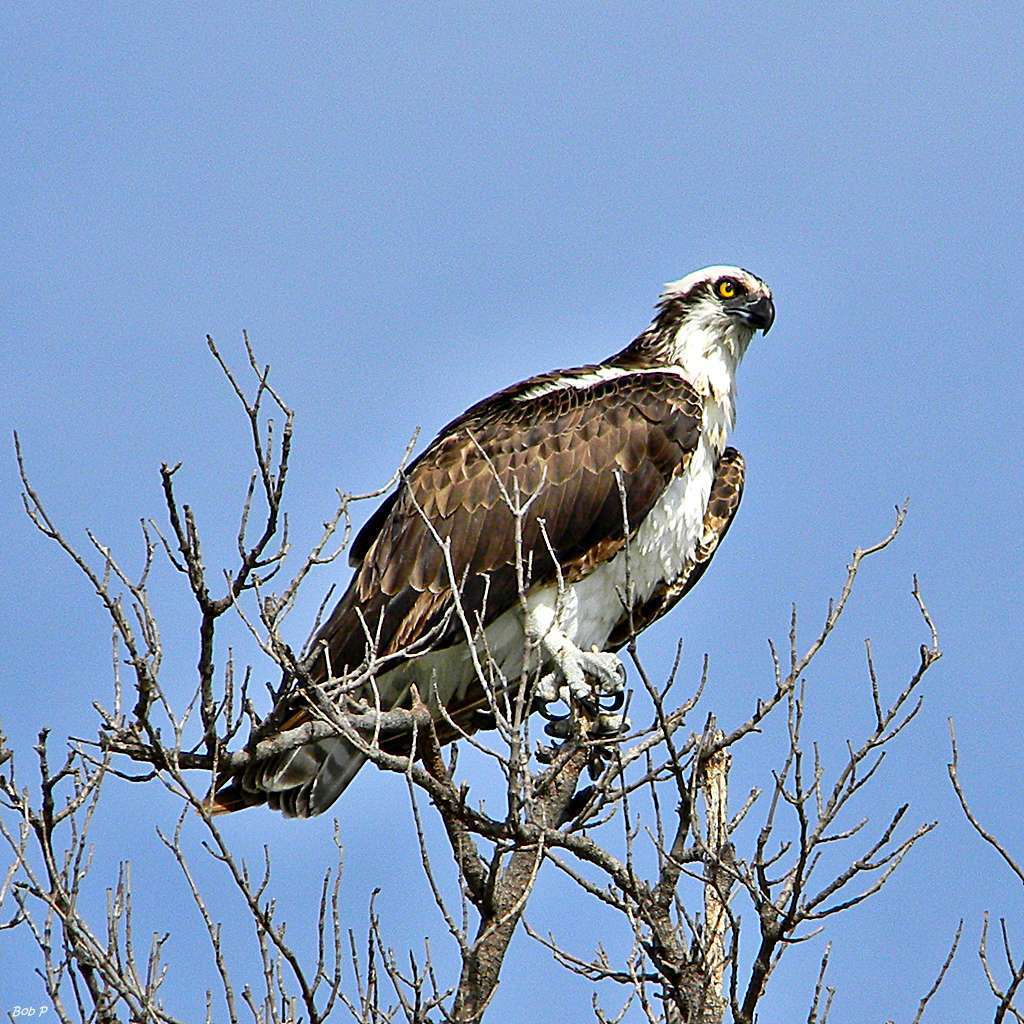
[[2, 3, 1023, 1020]]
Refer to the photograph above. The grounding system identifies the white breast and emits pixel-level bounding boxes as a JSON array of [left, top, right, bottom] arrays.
[[565, 425, 718, 648]]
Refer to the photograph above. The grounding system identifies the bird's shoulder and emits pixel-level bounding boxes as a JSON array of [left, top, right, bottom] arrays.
[[440, 361, 702, 432], [349, 362, 703, 566]]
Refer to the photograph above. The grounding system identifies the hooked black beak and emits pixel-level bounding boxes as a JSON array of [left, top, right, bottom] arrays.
[[727, 293, 775, 334]]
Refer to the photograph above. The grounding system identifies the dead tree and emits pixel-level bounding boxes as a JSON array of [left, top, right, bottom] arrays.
[[948, 724, 1024, 1022], [1, 335, 952, 1023]]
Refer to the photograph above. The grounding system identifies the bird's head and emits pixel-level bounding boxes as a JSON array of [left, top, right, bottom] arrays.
[[632, 265, 774, 389], [658, 265, 775, 340]]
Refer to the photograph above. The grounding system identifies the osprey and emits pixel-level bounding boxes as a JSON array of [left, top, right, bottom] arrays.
[[214, 265, 774, 817]]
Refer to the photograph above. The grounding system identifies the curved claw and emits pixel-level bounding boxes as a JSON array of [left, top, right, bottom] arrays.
[[533, 638, 628, 744], [536, 699, 568, 722], [597, 690, 625, 713]]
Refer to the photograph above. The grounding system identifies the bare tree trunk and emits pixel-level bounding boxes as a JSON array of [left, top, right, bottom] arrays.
[[699, 739, 731, 1024], [452, 743, 589, 1022]]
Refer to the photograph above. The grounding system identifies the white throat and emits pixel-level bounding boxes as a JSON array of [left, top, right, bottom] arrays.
[[660, 306, 754, 434]]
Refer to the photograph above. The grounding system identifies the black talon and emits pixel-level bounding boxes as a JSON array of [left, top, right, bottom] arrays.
[[536, 701, 565, 722], [598, 691, 625, 713]]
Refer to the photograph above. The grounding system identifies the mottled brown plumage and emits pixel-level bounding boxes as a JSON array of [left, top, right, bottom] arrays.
[[312, 370, 703, 683]]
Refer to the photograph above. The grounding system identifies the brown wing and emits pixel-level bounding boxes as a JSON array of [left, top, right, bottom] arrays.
[[607, 446, 745, 650], [310, 370, 703, 681]]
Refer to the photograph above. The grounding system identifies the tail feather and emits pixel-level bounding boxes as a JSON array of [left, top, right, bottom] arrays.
[[210, 737, 366, 818]]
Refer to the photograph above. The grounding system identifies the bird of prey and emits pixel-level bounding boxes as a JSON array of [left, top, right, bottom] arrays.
[[213, 265, 774, 817]]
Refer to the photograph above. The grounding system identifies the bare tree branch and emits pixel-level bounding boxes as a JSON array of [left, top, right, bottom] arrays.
[[2, 339, 959, 1024]]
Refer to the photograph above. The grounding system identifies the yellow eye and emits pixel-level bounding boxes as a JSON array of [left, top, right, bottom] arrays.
[[716, 278, 738, 299]]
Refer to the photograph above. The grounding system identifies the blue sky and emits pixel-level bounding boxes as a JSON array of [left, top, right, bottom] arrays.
[[2, 3, 1023, 1019]]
